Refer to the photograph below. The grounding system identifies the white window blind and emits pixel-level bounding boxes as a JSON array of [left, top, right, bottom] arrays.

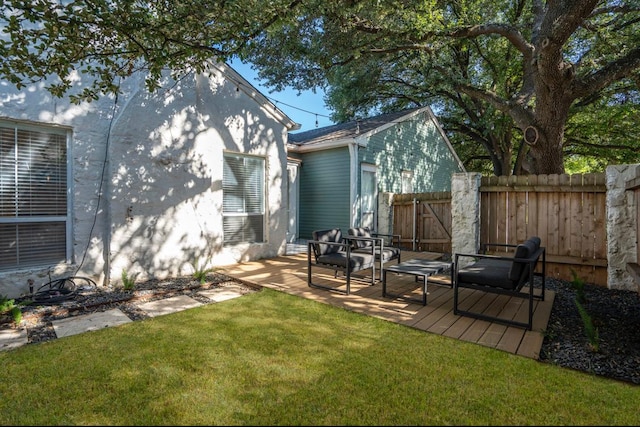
[[0, 123, 69, 270], [223, 153, 265, 244]]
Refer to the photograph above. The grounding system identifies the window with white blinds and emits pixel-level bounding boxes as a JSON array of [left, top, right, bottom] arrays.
[[0, 122, 69, 270], [401, 170, 414, 194], [222, 153, 265, 244]]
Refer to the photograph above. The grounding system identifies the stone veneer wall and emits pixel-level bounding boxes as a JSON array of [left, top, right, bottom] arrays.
[[605, 164, 640, 291], [450, 173, 482, 268], [378, 192, 394, 238]]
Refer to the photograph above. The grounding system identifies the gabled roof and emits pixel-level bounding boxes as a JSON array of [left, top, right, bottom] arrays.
[[288, 107, 426, 151], [287, 105, 465, 171], [214, 62, 301, 131]]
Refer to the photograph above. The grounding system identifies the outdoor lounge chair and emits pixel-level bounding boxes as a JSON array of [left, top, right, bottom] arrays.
[[453, 236, 546, 330], [347, 227, 401, 281], [307, 228, 377, 295]]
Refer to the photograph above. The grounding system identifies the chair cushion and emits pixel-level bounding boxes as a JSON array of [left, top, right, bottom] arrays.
[[354, 246, 401, 262], [378, 246, 401, 261], [458, 258, 516, 289], [528, 236, 541, 251], [508, 239, 537, 282], [348, 227, 373, 248], [317, 252, 375, 271], [312, 229, 343, 255], [525, 236, 542, 273]]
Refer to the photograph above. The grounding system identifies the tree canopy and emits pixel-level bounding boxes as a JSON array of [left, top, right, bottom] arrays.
[[2, 0, 639, 175], [244, 0, 640, 174]]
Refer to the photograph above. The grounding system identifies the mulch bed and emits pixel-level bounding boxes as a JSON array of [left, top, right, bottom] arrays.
[[6, 273, 258, 344]]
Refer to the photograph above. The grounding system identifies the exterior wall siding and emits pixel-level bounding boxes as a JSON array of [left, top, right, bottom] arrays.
[[298, 147, 351, 239], [0, 67, 290, 298], [359, 110, 463, 194]]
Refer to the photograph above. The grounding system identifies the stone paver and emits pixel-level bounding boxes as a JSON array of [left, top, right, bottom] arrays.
[[52, 308, 132, 338], [0, 289, 249, 351], [136, 295, 202, 318], [0, 327, 28, 351], [198, 284, 245, 302]]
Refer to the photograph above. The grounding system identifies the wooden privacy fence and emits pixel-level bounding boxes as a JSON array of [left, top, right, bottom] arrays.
[[391, 192, 452, 254], [390, 173, 609, 286], [480, 174, 607, 286]]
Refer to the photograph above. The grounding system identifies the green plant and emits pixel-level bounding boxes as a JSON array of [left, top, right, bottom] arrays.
[[570, 269, 587, 304], [541, 327, 556, 341], [0, 296, 14, 313], [10, 306, 22, 324], [192, 257, 215, 284], [575, 299, 600, 352], [121, 269, 136, 291], [0, 295, 23, 325]]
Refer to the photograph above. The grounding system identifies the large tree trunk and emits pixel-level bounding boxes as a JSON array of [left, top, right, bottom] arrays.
[[525, 48, 575, 174], [526, 114, 567, 174]]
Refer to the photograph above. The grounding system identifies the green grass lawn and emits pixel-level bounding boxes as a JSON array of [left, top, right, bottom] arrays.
[[0, 288, 638, 425]]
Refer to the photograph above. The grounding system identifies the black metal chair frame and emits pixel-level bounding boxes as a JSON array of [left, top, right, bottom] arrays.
[[347, 227, 402, 282], [453, 241, 546, 330], [307, 233, 378, 295]]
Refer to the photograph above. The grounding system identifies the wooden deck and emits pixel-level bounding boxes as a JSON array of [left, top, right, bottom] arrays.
[[220, 250, 555, 360]]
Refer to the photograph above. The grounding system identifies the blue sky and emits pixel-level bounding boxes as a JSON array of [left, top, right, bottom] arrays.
[[228, 59, 335, 132]]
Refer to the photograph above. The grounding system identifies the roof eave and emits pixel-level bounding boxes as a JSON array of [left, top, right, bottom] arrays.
[[214, 62, 301, 131], [287, 137, 365, 153]]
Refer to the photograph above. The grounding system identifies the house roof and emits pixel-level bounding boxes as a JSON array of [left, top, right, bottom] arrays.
[[288, 107, 424, 146], [287, 105, 466, 171]]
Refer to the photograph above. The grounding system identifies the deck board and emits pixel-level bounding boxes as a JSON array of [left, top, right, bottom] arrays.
[[220, 251, 555, 360]]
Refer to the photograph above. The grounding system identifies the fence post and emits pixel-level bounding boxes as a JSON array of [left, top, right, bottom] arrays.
[[378, 192, 394, 237], [451, 173, 481, 267], [606, 164, 640, 291], [412, 198, 417, 251]]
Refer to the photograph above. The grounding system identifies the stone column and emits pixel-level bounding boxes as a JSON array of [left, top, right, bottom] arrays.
[[451, 173, 481, 267], [606, 164, 640, 291], [378, 192, 394, 237]]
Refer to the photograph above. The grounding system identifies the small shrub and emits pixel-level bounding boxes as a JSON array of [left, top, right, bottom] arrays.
[[121, 269, 136, 291], [192, 257, 215, 284], [0, 296, 15, 313], [541, 328, 556, 341], [575, 299, 600, 352], [10, 306, 22, 324], [570, 269, 587, 304], [0, 296, 23, 325]]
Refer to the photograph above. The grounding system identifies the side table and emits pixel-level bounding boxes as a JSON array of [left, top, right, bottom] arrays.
[[382, 259, 452, 305]]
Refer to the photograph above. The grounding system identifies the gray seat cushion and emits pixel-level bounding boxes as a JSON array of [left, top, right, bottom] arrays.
[[312, 229, 343, 256], [528, 236, 541, 251], [317, 252, 375, 270], [508, 239, 537, 283], [354, 246, 401, 262], [348, 227, 373, 249], [458, 258, 516, 290]]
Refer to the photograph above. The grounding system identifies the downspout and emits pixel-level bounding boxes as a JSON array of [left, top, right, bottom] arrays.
[[413, 198, 417, 251], [348, 142, 359, 227], [102, 79, 125, 287], [103, 103, 114, 288]]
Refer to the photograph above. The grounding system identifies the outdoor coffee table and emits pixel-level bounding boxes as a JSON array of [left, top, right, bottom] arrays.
[[382, 259, 452, 305]]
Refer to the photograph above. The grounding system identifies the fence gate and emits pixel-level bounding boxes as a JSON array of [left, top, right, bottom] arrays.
[[391, 192, 452, 253]]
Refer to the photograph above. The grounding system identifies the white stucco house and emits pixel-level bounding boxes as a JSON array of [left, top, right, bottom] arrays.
[[0, 62, 299, 298]]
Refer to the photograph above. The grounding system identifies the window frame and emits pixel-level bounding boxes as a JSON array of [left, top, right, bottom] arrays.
[[0, 120, 72, 271], [401, 170, 414, 194], [222, 151, 266, 245], [360, 163, 378, 231]]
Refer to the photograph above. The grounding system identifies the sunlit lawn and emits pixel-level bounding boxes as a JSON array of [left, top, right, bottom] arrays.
[[0, 288, 638, 425]]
